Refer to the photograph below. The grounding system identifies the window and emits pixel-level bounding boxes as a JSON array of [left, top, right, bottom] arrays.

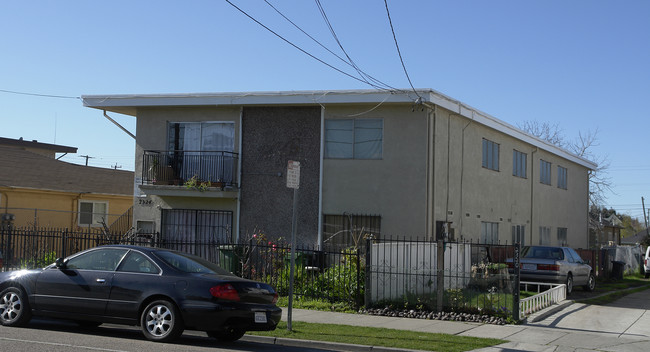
[[557, 227, 568, 246], [512, 225, 526, 247], [557, 166, 568, 189], [66, 248, 128, 271], [323, 214, 381, 247], [325, 119, 383, 159], [168, 121, 236, 182], [481, 222, 499, 244], [79, 201, 108, 227], [540, 160, 552, 185], [118, 251, 160, 274], [539, 226, 551, 245], [482, 139, 499, 171], [513, 150, 527, 178]]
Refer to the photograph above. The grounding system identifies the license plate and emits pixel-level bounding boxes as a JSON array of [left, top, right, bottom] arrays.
[[254, 312, 267, 324], [523, 264, 537, 271]]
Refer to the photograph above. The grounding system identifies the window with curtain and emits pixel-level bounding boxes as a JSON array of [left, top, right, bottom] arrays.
[[539, 226, 551, 245], [167, 122, 235, 182], [481, 222, 499, 244], [482, 139, 499, 171], [557, 227, 568, 246], [325, 118, 383, 159]]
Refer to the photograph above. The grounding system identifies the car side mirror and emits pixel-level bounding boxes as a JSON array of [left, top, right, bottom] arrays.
[[55, 258, 67, 269]]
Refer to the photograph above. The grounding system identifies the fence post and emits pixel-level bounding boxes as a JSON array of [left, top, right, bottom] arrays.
[[355, 246, 361, 309], [62, 229, 68, 258], [364, 235, 372, 309], [513, 241, 521, 321], [436, 238, 444, 312]]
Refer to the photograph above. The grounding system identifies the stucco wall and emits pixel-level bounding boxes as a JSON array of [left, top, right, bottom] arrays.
[[239, 106, 321, 245]]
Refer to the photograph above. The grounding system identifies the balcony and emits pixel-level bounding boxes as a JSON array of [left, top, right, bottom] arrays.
[[142, 150, 239, 189]]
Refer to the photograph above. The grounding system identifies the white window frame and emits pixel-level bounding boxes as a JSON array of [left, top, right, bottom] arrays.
[[482, 139, 499, 171], [78, 201, 109, 227], [324, 118, 383, 159], [557, 227, 568, 246], [557, 166, 568, 190], [513, 150, 527, 178], [540, 160, 552, 185]]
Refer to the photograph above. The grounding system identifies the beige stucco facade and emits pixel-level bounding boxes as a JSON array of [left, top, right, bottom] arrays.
[[84, 89, 595, 248]]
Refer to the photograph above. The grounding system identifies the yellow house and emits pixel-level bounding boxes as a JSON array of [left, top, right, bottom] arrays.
[[0, 138, 134, 232]]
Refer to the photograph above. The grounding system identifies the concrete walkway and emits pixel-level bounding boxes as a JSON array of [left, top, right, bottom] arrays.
[[255, 289, 650, 352]]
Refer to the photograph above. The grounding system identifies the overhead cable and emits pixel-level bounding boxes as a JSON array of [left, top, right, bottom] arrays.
[[0, 89, 79, 100], [383, 0, 421, 99]]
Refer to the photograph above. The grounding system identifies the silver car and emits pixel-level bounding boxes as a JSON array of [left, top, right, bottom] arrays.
[[509, 246, 595, 295]]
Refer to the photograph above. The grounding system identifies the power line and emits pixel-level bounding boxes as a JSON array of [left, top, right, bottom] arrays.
[[383, 0, 420, 99], [224, 0, 394, 90], [0, 89, 79, 100]]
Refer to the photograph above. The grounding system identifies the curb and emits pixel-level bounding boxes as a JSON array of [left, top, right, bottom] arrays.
[[242, 335, 425, 352]]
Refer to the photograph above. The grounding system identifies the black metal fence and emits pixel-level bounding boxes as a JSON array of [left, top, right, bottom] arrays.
[[0, 227, 523, 319], [142, 150, 239, 187]]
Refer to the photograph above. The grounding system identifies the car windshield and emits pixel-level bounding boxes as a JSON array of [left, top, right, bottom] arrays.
[[522, 246, 564, 260], [154, 250, 234, 276]]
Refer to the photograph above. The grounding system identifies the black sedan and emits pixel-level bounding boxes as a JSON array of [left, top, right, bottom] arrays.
[[0, 245, 282, 342]]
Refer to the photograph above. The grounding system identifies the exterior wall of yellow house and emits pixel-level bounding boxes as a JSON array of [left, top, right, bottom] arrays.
[[0, 187, 133, 229]]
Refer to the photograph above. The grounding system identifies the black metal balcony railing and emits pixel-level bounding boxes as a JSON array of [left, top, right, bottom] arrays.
[[142, 150, 239, 188]]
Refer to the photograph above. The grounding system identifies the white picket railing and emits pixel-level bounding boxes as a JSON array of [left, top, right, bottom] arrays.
[[519, 281, 567, 320]]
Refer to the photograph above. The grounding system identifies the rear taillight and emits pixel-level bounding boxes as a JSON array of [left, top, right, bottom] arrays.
[[537, 264, 560, 271], [210, 284, 240, 301], [272, 293, 279, 304]]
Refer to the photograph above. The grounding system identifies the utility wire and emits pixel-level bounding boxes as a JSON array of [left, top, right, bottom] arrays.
[[225, 0, 378, 87], [0, 89, 79, 100], [383, 0, 420, 99], [265, 0, 398, 92]]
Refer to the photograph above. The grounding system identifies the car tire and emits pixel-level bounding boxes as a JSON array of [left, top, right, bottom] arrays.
[[583, 272, 595, 292], [141, 300, 184, 342], [0, 287, 32, 327], [207, 328, 246, 342], [565, 273, 573, 295]]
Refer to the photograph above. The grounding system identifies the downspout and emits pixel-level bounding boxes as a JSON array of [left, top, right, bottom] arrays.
[[318, 106, 325, 250], [530, 147, 538, 245], [0, 191, 8, 213], [236, 107, 244, 243], [423, 104, 436, 240], [459, 114, 474, 239], [103, 110, 136, 140]]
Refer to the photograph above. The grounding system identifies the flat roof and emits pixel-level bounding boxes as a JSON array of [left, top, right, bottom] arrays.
[[82, 88, 597, 170]]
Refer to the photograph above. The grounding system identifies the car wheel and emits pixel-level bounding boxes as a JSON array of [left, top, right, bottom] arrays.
[[0, 287, 32, 327], [141, 300, 184, 342], [583, 272, 596, 292], [207, 328, 246, 342], [565, 273, 573, 295]]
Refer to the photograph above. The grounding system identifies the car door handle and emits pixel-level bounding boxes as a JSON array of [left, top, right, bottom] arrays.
[[96, 278, 106, 283]]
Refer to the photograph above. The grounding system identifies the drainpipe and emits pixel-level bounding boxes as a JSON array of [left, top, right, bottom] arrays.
[[530, 148, 538, 245], [103, 110, 136, 140], [318, 106, 325, 250], [0, 191, 8, 214]]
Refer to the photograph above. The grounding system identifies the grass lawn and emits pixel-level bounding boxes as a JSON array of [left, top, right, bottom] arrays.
[[250, 321, 506, 352]]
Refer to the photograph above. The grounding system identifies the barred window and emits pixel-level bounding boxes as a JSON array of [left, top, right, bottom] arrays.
[[323, 214, 381, 248], [481, 222, 499, 244], [539, 226, 551, 245], [557, 227, 568, 246]]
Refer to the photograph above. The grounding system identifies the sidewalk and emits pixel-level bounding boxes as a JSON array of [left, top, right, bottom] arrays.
[[245, 289, 650, 352]]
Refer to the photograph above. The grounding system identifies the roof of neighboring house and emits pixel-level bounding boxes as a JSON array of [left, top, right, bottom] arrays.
[[0, 137, 77, 154], [621, 229, 649, 245], [81, 89, 598, 170], [0, 146, 133, 195]]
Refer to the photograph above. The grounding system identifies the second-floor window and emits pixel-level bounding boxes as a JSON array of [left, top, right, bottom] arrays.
[[513, 150, 527, 178], [557, 166, 568, 189], [325, 118, 383, 159], [79, 201, 108, 227], [482, 139, 499, 171], [540, 160, 552, 185]]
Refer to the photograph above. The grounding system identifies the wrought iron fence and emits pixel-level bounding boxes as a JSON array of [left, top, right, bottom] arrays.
[[142, 150, 239, 187]]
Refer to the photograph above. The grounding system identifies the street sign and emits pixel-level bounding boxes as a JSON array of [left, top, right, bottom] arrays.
[[287, 160, 300, 189]]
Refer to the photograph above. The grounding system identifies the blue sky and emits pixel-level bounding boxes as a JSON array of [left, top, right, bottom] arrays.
[[1, 1, 648, 219]]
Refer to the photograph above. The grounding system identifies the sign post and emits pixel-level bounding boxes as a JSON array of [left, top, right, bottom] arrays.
[[286, 161, 300, 331]]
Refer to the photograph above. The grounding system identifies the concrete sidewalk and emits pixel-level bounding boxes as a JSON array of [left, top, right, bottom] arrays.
[[249, 289, 650, 352]]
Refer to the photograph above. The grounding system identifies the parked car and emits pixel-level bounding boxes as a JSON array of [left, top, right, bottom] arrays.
[[643, 246, 650, 279], [507, 246, 595, 295], [0, 245, 281, 342]]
